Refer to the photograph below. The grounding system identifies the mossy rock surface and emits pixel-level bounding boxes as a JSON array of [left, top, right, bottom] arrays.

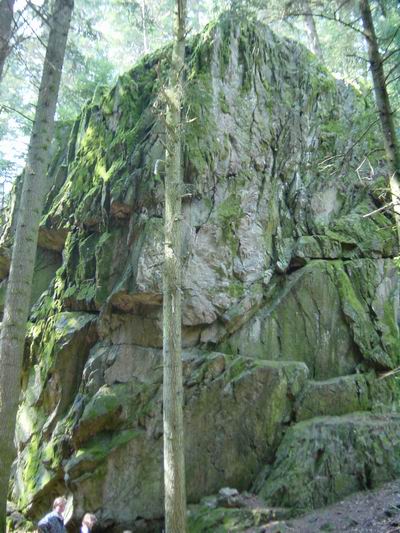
[[187, 504, 285, 532], [219, 258, 399, 376], [256, 413, 400, 512], [6, 11, 400, 532], [3, 12, 392, 326], [295, 373, 400, 421]]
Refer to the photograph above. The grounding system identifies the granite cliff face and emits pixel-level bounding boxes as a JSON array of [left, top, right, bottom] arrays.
[[1, 13, 399, 532]]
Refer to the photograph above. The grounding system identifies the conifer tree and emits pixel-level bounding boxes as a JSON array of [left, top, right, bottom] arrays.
[[0, 1, 74, 529], [0, 0, 15, 80], [163, 0, 187, 531], [359, 0, 400, 237]]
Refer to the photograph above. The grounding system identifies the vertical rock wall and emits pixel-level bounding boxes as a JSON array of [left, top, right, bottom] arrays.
[[1, 13, 399, 532]]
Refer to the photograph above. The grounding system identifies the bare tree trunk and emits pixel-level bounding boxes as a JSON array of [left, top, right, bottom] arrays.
[[303, 0, 324, 61], [141, 0, 148, 53], [163, 0, 187, 531], [0, 0, 16, 80], [0, 0, 73, 529], [359, 0, 400, 240]]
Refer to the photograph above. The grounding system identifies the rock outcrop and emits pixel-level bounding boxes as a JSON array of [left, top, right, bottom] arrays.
[[2, 12, 399, 532]]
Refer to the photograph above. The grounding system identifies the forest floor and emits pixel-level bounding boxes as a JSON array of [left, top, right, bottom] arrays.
[[259, 479, 400, 532]]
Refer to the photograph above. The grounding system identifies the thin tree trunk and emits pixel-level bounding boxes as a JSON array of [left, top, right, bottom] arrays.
[[359, 0, 400, 240], [163, 0, 187, 531], [141, 0, 148, 53], [0, 0, 16, 80], [0, 0, 73, 529], [303, 0, 324, 61]]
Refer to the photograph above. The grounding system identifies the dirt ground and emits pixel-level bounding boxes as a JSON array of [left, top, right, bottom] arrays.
[[261, 480, 400, 532]]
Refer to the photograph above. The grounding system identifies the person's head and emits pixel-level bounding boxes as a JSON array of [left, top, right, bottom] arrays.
[[53, 496, 67, 515], [82, 513, 97, 530]]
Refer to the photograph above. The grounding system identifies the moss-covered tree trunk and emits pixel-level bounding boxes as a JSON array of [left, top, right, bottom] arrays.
[[0, 0, 73, 529], [359, 0, 400, 238], [0, 0, 15, 80], [163, 0, 187, 531]]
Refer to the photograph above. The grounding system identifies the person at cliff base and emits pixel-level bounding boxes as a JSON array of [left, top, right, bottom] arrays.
[[80, 512, 97, 533], [37, 496, 67, 533]]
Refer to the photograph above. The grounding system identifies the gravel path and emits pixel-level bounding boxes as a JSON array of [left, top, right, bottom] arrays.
[[261, 480, 400, 532]]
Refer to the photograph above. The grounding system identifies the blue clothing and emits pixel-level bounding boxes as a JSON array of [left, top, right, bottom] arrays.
[[38, 511, 66, 533]]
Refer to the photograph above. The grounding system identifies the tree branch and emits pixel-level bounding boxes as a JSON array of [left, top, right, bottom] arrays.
[[380, 24, 400, 55], [282, 11, 367, 37], [382, 47, 400, 64], [363, 201, 394, 218], [26, 0, 50, 27], [0, 104, 34, 123]]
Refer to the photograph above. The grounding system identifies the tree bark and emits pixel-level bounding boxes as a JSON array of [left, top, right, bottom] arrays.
[[303, 0, 324, 61], [0, 0, 16, 80], [163, 0, 187, 531], [0, 0, 73, 529], [141, 0, 148, 53], [359, 0, 400, 240]]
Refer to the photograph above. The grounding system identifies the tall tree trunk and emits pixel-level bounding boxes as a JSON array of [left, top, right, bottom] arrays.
[[141, 0, 148, 53], [0, 0, 73, 529], [302, 0, 324, 60], [0, 0, 16, 80], [359, 0, 400, 239], [163, 0, 187, 531]]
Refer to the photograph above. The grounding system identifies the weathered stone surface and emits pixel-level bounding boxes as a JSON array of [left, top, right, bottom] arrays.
[[256, 414, 400, 511], [13, 16, 394, 328], [7, 12, 400, 531], [217, 262, 360, 378], [37, 226, 68, 252], [16, 343, 309, 525], [184, 357, 309, 501], [0, 248, 62, 317], [13, 312, 98, 509], [295, 373, 400, 421], [218, 259, 399, 376], [291, 235, 342, 264], [31, 248, 63, 304]]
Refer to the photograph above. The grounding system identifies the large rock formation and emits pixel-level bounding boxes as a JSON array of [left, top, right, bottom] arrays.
[[1, 13, 399, 532]]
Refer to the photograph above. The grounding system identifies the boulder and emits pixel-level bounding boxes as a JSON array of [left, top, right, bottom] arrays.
[[256, 413, 400, 511], [6, 12, 399, 531], [52, 352, 308, 525]]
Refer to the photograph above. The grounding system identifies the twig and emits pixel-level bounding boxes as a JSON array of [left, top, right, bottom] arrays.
[[16, 6, 48, 50], [356, 157, 374, 181], [340, 116, 380, 166], [387, 73, 400, 88], [384, 62, 400, 85], [382, 47, 400, 64], [363, 201, 394, 218], [283, 11, 366, 37], [26, 0, 50, 27], [345, 53, 369, 63], [0, 103, 34, 123], [334, 0, 353, 17], [379, 366, 400, 380], [380, 25, 400, 57]]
